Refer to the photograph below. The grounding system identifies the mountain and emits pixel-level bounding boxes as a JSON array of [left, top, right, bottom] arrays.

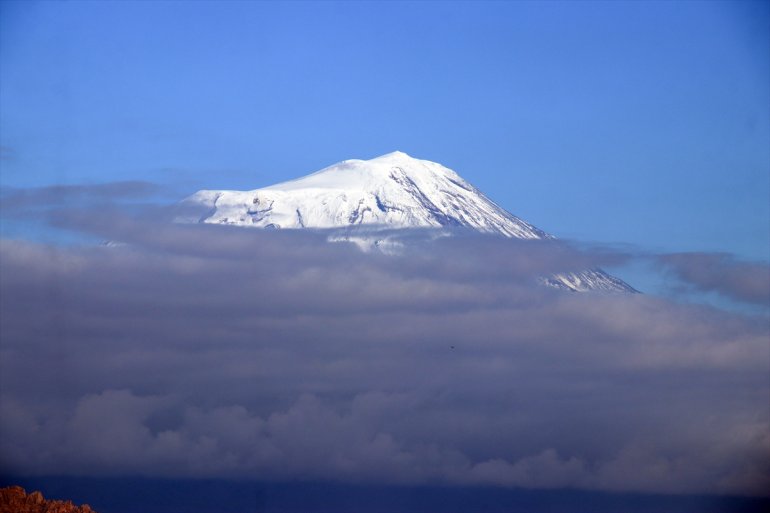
[[182, 151, 636, 293]]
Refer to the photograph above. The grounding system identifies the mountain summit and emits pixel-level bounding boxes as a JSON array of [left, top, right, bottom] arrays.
[[183, 152, 636, 293], [185, 151, 546, 237]]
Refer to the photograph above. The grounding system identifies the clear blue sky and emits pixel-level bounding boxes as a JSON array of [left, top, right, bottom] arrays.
[[1, 0, 768, 260]]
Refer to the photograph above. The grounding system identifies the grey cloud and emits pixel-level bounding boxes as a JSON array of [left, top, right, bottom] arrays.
[[658, 252, 770, 306], [0, 181, 167, 217], [0, 220, 768, 497]]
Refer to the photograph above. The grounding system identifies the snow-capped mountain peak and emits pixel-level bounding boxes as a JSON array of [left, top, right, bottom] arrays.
[[181, 152, 636, 293], [185, 151, 546, 239], [371, 150, 412, 160]]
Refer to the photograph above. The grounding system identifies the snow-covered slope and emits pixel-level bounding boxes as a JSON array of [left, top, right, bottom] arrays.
[[182, 151, 635, 293], [185, 151, 547, 238]]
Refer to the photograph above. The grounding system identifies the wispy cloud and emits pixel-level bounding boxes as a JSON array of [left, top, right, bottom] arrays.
[[658, 252, 770, 306], [0, 181, 166, 218]]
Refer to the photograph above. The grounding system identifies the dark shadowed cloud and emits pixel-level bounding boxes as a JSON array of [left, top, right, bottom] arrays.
[[1, 212, 768, 497]]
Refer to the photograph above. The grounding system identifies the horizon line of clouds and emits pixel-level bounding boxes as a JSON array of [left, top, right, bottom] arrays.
[[1, 180, 767, 253], [0, 177, 766, 308]]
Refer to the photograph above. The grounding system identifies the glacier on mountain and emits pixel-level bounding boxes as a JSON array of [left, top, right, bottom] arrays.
[[181, 151, 636, 293]]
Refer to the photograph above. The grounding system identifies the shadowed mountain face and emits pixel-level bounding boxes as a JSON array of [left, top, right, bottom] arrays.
[[183, 151, 635, 292]]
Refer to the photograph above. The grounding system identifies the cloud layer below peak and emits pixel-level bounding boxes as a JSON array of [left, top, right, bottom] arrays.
[[0, 214, 768, 496]]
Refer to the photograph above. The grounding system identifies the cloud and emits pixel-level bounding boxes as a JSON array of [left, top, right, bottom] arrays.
[[658, 252, 770, 306], [0, 181, 167, 218], [467, 450, 588, 489], [0, 215, 768, 497]]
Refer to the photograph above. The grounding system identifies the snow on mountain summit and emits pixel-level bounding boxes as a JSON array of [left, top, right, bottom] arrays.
[[182, 152, 636, 293], [185, 151, 547, 238]]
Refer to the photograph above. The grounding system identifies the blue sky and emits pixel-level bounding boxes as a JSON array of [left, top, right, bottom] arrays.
[[1, 0, 768, 260]]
